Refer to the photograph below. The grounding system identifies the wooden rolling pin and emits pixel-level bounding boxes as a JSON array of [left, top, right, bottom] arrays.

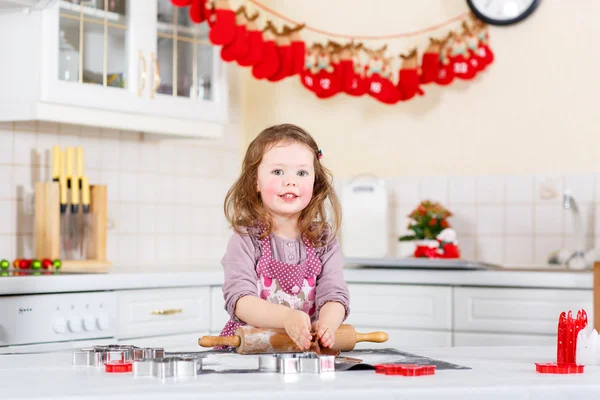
[[198, 324, 388, 354]]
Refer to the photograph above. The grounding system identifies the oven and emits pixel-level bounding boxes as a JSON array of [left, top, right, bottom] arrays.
[[0, 271, 118, 354]]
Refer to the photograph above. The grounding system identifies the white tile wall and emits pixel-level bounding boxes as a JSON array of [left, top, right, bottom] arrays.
[[379, 173, 600, 266], [0, 121, 237, 267]]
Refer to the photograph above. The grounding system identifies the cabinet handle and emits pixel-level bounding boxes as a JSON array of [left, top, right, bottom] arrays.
[[151, 52, 161, 99], [151, 308, 183, 316], [138, 50, 147, 97]]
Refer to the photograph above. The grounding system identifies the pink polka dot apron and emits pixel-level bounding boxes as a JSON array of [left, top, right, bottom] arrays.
[[218, 235, 323, 341]]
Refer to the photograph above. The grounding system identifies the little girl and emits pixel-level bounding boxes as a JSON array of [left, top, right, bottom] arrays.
[[219, 123, 350, 351]]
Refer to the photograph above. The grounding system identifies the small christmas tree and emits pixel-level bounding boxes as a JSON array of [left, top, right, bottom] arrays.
[[399, 200, 452, 241]]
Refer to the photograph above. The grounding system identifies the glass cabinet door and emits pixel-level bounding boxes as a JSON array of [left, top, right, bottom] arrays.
[[155, 0, 214, 101], [58, 0, 128, 90]]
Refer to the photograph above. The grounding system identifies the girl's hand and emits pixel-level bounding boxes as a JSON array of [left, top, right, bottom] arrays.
[[284, 310, 312, 350], [312, 320, 335, 348]]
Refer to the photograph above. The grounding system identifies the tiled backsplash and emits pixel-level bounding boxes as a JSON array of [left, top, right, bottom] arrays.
[[1, 119, 598, 268], [0, 121, 239, 266], [380, 174, 599, 266]]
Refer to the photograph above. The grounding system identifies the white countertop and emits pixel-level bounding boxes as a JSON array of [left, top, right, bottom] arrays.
[[1, 345, 599, 399], [0, 263, 592, 295]]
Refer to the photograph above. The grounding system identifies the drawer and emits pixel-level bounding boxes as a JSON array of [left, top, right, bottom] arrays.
[[453, 287, 593, 335], [453, 332, 556, 347], [346, 284, 452, 330], [210, 285, 230, 333], [353, 327, 451, 350], [116, 287, 210, 339]]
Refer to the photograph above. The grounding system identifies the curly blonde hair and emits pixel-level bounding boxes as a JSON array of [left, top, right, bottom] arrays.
[[224, 123, 341, 247]]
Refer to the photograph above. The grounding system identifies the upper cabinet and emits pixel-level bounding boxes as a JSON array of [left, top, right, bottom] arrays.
[[0, 0, 228, 138]]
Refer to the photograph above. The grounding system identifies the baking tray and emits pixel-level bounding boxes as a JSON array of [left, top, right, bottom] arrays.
[[344, 257, 501, 270]]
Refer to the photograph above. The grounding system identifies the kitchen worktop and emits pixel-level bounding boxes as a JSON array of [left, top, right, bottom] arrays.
[[1, 345, 599, 400], [0, 262, 592, 295]]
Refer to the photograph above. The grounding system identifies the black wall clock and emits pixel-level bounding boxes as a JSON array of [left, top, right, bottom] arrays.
[[466, 0, 541, 26]]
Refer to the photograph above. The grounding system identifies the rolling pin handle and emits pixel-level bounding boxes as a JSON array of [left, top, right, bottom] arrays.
[[198, 335, 241, 348], [355, 331, 389, 343]]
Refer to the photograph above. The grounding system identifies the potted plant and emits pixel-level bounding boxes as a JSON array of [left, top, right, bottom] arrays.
[[398, 200, 460, 258]]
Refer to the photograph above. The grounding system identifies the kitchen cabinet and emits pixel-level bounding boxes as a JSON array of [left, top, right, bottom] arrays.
[[0, 0, 227, 137], [116, 287, 211, 339], [453, 287, 593, 335]]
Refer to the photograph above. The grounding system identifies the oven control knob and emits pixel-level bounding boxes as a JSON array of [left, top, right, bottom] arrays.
[[82, 315, 96, 332], [67, 316, 83, 333], [97, 313, 109, 331], [52, 317, 67, 334]]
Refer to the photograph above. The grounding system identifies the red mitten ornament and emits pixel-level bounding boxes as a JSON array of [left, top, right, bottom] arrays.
[[435, 38, 455, 86], [237, 13, 263, 67], [220, 9, 249, 62], [209, 0, 236, 46], [252, 22, 280, 80], [397, 48, 424, 101], [268, 27, 293, 82], [420, 37, 443, 84]]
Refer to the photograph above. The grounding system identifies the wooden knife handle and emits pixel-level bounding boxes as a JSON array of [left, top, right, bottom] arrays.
[[198, 335, 241, 348], [355, 331, 389, 343]]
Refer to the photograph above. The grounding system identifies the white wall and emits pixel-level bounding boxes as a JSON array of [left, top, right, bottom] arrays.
[[241, 0, 600, 177]]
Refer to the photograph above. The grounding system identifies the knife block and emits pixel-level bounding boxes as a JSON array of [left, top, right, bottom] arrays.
[[34, 182, 111, 272]]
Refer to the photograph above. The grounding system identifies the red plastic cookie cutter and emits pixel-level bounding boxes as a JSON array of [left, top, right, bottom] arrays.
[[105, 360, 133, 373], [535, 363, 584, 374], [374, 363, 436, 376]]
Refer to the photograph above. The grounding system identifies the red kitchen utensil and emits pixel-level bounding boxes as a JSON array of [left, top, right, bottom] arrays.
[[374, 363, 436, 376], [535, 363, 584, 374], [105, 360, 132, 373]]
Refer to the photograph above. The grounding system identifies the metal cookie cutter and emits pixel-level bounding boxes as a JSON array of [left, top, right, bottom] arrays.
[[278, 354, 300, 374], [133, 356, 203, 379], [258, 354, 279, 372], [298, 353, 335, 373], [260, 353, 336, 374], [73, 347, 125, 367]]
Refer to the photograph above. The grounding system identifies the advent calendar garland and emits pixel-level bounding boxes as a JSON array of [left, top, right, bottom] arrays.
[[170, 0, 495, 105]]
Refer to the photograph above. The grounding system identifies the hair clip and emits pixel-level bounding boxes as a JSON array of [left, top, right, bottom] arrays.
[[317, 149, 323, 160]]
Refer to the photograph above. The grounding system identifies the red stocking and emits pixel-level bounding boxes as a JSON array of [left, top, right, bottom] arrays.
[[221, 12, 249, 62], [398, 68, 424, 101], [238, 28, 263, 66], [268, 34, 292, 82], [289, 28, 305, 76], [209, 0, 236, 46], [315, 70, 341, 99], [189, 0, 206, 23], [451, 54, 476, 80], [420, 52, 439, 84], [435, 60, 454, 85], [252, 31, 280, 80]]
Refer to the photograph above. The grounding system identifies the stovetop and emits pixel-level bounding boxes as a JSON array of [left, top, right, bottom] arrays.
[[0, 269, 102, 277]]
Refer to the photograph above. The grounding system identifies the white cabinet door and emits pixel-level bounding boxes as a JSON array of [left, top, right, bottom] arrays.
[[453, 332, 556, 347], [346, 284, 452, 330], [118, 332, 208, 352], [210, 285, 230, 334], [40, 0, 149, 115], [454, 287, 593, 335], [353, 327, 452, 350], [116, 287, 210, 339], [143, 0, 228, 123]]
